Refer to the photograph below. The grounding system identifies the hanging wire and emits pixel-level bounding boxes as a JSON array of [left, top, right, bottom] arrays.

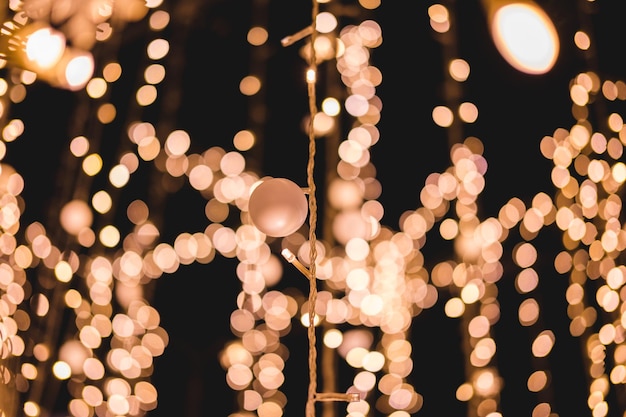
[[281, 2, 361, 414], [304, 0, 320, 415]]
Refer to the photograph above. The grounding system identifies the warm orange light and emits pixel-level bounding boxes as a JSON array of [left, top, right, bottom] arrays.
[[31, 47, 95, 91], [60, 199, 94, 235], [0, 23, 64, 69], [483, 0, 559, 74], [0, 21, 94, 90], [24, 26, 66, 69]]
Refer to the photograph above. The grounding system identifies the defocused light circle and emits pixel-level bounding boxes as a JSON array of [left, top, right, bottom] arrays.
[[489, 2, 559, 74], [25, 27, 66, 69], [63, 52, 95, 90], [60, 199, 93, 235]]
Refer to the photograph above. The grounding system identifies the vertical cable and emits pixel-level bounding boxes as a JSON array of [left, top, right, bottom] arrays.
[[305, 1, 319, 415]]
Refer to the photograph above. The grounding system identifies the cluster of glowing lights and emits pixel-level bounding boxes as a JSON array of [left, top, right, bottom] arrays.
[[545, 70, 626, 413], [0, 3, 554, 417], [1, 1, 626, 417], [428, 2, 626, 416], [222, 4, 433, 416], [0, 2, 185, 417], [0, 0, 152, 91], [0, 20, 94, 90]]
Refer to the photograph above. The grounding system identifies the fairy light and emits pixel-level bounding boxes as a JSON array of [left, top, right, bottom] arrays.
[[432, 1, 520, 414], [281, 25, 314, 47], [482, 0, 559, 74], [282, 248, 314, 280], [304, 2, 320, 416], [0, 20, 94, 90], [2, 2, 626, 417]]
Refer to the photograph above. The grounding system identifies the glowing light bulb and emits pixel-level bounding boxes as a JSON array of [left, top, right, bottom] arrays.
[[58, 340, 90, 375], [60, 199, 94, 235], [25, 27, 66, 69], [485, 0, 559, 74], [248, 178, 308, 237], [59, 50, 95, 90]]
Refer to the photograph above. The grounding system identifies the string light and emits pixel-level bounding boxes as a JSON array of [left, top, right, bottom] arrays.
[[0, 20, 94, 90], [281, 248, 314, 280], [281, 25, 314, 47], [1, 1, 626, 417]]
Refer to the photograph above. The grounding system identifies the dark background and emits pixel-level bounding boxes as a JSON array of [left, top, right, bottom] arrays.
[[148, 1, 626, 416], [3, 0, 626, 416]]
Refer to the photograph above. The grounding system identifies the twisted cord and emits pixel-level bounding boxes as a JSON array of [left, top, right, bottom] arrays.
[[304, 0, 319, 416]]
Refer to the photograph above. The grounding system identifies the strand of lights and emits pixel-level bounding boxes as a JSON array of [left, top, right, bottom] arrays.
[[281, 25, 314, 47], [429, 3, 506, 415], [282, 248, 314, 280], [428, 1, 588, 415], [327, 13, 422, 417], [231, 1, 392, 415], [0, 2, 174, 416], [0, 17, 94, 91], [2, 2, 626, 417], [554, 2, 626, 414], [303, 2, 320, 416], [305, 3, 428, 416], [23, 1, 170, 414], [0, 0, 149, 91]]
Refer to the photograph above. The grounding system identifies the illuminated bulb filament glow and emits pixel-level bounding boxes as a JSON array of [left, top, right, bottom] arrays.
[[281, 248, 313, 279], [25, 27, 66, 68], [306, 68, 316, 83], [281, 25, 313, 47]]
